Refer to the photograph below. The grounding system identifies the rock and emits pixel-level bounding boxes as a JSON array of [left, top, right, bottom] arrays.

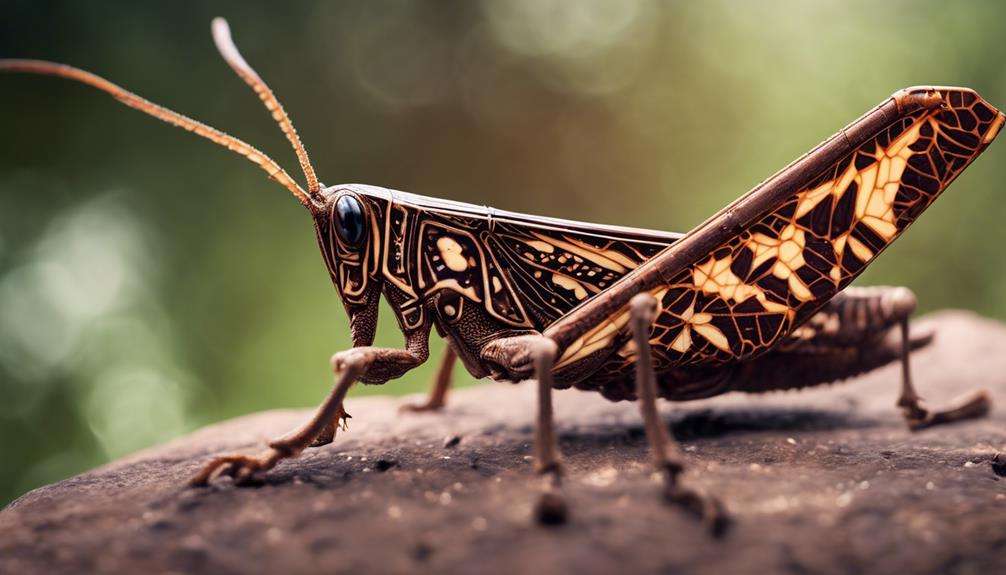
[[2, 310, 1005, 575]]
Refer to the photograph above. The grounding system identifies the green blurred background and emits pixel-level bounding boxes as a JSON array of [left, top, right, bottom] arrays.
[[1, 0, 1004, 506]]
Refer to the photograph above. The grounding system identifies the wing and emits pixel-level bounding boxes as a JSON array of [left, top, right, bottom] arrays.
[[486, 218, 673, 328], [379, 186, 681, 331], [551, 87, 1004, 375], [731, 288, 935, 393]]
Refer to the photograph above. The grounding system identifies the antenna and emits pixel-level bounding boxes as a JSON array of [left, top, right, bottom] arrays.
[[211, 18, 321, 199], [0, 21, 322, 208]]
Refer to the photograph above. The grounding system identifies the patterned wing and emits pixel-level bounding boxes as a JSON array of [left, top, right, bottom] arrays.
[[730, 287, 935, 393], [554, 87, 1004, 375], [407, 201, 678, 331], [488, 221, 670, 329]]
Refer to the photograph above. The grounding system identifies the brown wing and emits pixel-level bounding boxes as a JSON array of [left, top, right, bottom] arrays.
[[387, 189, 680, 331], [486, 220, 673, 329], [730, 288, 935, 394], [553, 87, 1003, 375]]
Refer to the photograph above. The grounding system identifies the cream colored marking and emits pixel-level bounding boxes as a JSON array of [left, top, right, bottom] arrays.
[[794, 162, 859, 218], [854, 117, 926, 241], [556, 288, 667, 369], [834, 233, 848, 257], [984, 113, 1005, 144], [381, 206, 418, 299], [482, 236, 534, 328], [745, 224, 812, 302], [437, 236, 469, 272], [526, 239, 555, 253], [692, 255, 792, 315], [566, 237, 639, 270], [667, 303, 730, 353], [693, 322, 730, 352], [443, 304, 456, 316], [427, 279, 481, 302], [829, 265, 841, 282], [670, 326, 692, 353], [552, 273, 588, 300], [847, 236, 873, 261], [796, 113, 931, 277], [530, 233, 629, 273], [794, 180, 833, 219], [336, 208, 379, 299]]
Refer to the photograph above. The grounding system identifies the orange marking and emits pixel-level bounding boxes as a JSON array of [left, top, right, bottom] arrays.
[[556, 288, 667, 369], [745, 224, 812, 302], [984, 113, 1005, 144], [692, 255, 792, 314]]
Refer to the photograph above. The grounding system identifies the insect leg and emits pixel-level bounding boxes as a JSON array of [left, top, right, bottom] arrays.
[[190, 337, 430, 486], [189, 350, 364, 486], [400, 345, 457, 413], [629, 294, 729, 536], [477, 333, 568, 523], [307, 404, 350, 448], [895, 313, 991, 431], [528, 336, 567, 525]]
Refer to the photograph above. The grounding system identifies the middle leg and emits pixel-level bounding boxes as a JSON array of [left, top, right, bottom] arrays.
[[531, 336, 567, 525], [480, 334, 568, 525], [629, 293, 729, 536]]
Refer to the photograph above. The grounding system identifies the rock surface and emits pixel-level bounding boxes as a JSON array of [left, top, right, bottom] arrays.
[[3, 310, 1006, 575]]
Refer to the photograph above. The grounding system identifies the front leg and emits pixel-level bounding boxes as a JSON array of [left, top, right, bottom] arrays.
[[191, 332, 429, 486]]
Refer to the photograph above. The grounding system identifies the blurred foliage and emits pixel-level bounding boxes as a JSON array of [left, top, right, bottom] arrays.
[[1, 0, 1004, 506]]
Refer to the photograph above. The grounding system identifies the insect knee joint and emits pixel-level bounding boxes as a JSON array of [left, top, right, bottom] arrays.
[[882, 286, 917, 318], [630, 292, 659, 324]]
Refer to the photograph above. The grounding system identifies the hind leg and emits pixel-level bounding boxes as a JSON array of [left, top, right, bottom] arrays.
[[629, 294, 729, 536], [893, 311, 991, 430], [740, 285, 991, 429]]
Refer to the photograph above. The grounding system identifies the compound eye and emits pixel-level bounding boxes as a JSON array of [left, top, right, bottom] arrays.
[[335, 195, 366, 245]]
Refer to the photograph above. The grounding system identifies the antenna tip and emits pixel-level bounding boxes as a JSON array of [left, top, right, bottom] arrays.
[[211, 17, 229, 35]]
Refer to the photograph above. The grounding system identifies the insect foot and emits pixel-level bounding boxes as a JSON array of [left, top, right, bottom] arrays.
[[628, 293, 732, 537], [901, 389, 992, 431], [483, 333, 571, 526], [191, 345, 369, 487], [534, 489, 569, 526], [662, 474, 731, 538], [189, 448, 286, 487]]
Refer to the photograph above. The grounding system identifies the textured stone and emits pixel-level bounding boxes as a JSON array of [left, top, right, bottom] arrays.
[[2, 311, 1005, 575]]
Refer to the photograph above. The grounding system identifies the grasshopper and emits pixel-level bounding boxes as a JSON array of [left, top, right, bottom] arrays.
[[3, 19, 1002, 532]]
